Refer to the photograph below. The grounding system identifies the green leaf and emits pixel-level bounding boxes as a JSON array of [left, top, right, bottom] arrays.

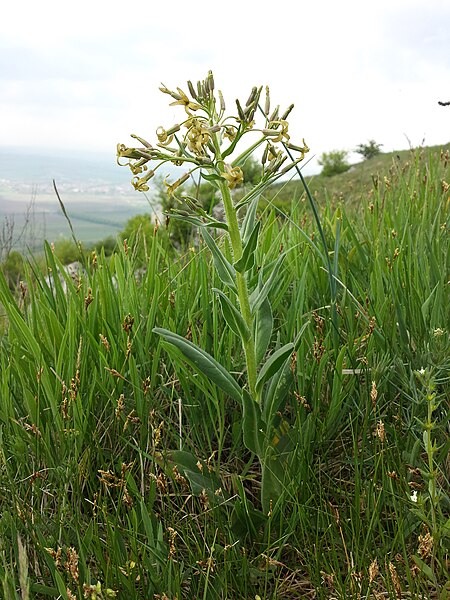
[[263, 357, 293, 427], [169, 212, 229, 232], [234, 221, 260, 273], [250, 254, 285, 313], [200, 171, 223, 182], [261, 446, 285, 514], [242, 390, 265, 456], [202, 228, 236, 291], [213, 288, 251, 341], [153, 327, 242, 403], [235, 176, 272, 212], [412, 555, 436, 583], [256, 343, 294, 396], [441, 517, 450, 538], [241, 195, 260, 243], [254, 297, 273, 365], [170, 450, 226, 502]]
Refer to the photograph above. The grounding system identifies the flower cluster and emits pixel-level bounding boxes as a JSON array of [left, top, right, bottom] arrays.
[[117, 71, 309, 199]]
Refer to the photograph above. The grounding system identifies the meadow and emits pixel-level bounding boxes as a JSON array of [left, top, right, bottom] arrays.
[[0, 88, 449, 598]]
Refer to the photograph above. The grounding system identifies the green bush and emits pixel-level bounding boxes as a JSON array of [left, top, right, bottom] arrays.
[[318, 149, 350, 177], [355, 139, 383, 160], [0, 250, 24, 289]]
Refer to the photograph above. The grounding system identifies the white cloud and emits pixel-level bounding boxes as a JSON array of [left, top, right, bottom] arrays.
[[1, 0, 449, 174]]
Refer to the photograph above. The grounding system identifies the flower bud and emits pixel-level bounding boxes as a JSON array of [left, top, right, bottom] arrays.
[[269, 105, 279, 122], [264, 86, 270, 116], [130, 134, 153, 149], [246, 86, 257, 107], [261, 144, 269, 165], [236, 99, 246, 121], [187, 80, 197, 99], [166, 124, 181, 136], [218, 90, 226, 113], [206, 70, 215, 92], [281, 104, 294, 120]]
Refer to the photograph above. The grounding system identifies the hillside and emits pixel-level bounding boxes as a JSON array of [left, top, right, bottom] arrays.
[[263, 142, 450, 210]]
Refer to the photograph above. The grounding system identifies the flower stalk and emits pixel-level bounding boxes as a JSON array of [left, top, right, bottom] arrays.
[[117, 71, 309, 405]]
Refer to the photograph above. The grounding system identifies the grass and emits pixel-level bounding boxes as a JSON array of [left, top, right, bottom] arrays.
[[262, 142, 450, 211], [0, 146, 449, 599]]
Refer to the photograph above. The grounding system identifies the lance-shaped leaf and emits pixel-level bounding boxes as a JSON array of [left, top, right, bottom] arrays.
[[241, 194, 260, 244], [254, 297, 273, 365], [200, 171, 223, 183], [202, 228, 236, 292], [169, 450, 227, 503], [242, 390, 265, 457], [250, 254, 285, 313], [169, 212, 229, 232], [255, 342, 294, 397], [213, 288, 251, 341], [263, 357, 293, 427], [153, 327, 242, 403], [262, 321, 309, 424], [234, 221, 260, 273]]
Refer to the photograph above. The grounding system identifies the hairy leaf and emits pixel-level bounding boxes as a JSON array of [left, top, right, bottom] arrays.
[[234, 221, 260, 273], [213, 288, 251, 341], [256, 342, 294, 396], [254, 297, 273, 365], [153, 327, 242, 403], [242, 390, 265, 456], [202, 228, 236, 291]]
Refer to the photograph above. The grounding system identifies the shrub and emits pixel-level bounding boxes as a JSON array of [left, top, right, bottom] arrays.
[[355, 139, 383, 160], [318, 149, 350, 177]]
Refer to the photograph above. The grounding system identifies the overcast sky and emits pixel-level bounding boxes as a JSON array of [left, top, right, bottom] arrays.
[[1, 0, 449, 174]]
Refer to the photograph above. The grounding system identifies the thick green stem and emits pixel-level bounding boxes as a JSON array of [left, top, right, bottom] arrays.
[[218, 179, 258, 399]]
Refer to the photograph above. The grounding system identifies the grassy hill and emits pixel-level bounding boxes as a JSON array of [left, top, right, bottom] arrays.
[[262, 142, 450, 210], [0, 141, 449, 598]]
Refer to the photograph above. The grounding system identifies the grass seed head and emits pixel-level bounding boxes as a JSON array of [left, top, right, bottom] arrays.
[[64, 547, 79, 583], [418, 531, 433, 560], [368, 558, 379, 584], [388, 562, 402, 598]]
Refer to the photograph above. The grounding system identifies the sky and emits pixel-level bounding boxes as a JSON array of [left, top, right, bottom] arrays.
[[1, 0, 449, 175]]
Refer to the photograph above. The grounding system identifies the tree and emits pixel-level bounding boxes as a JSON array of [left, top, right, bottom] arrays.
[[52, 239, 80, 264], [318, 150, 350, 177], [1, 250, 24, 290], [355, 140, 383, 160]]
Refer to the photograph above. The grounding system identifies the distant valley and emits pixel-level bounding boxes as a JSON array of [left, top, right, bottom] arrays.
[[0, 147, 162, 250]]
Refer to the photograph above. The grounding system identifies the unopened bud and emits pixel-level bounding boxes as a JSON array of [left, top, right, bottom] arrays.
[[246, 86, 257, 107], [261, 144, 269, 165], [207, 70, 215, 92], [262, 128, 282, 137], [208, 125, 221, 133], [281, 103, 294, 120], [264, 86, 270, 116], [245, 101, 256, 116], [269, 105, 279, 122], [236, 99, 246, 121], [218, 90, 226, 113], [130, 134, 153, 149], [187, 80, 197, 99], [166, 124, 181, 136]]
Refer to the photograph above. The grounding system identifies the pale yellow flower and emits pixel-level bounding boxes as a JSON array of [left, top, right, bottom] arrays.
[[220, 164, 244, 189], [223, 126, 237, 141], [263, 119, 290, 143], [185, 119, 210, 156], [163, 172, 190, 196], [170, 87, 202, 114]]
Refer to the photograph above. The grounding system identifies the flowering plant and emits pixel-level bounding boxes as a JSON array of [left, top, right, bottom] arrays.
[[118, 71, 310, 511]]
